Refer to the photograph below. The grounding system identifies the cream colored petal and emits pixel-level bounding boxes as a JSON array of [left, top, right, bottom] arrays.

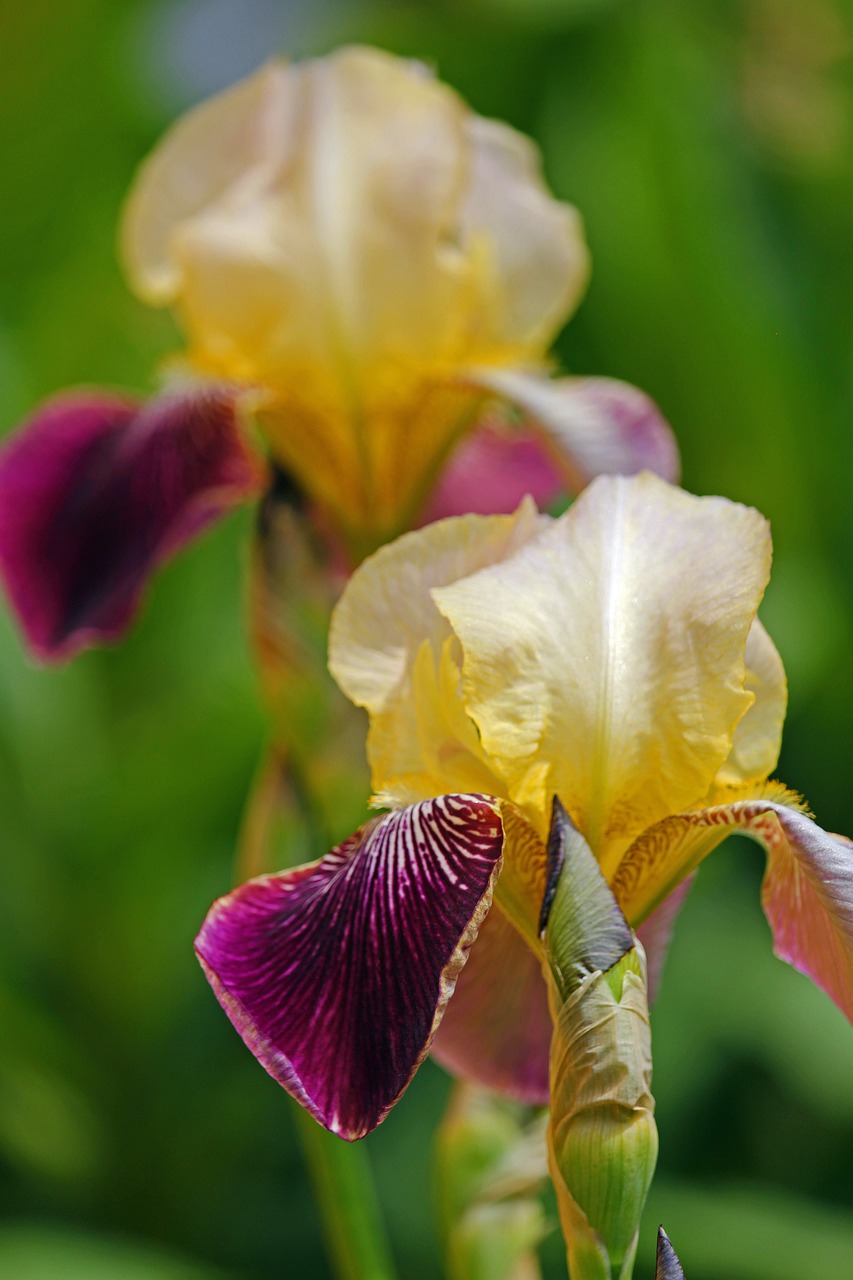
[[122, 48, 471, 383], [459, 116, 589, 354], [121, 60, 297, 304], [716, 617, 787, 785], [468, 369, 680, 490], [329, 501, 543, 804], [434, 473, 772, 870]]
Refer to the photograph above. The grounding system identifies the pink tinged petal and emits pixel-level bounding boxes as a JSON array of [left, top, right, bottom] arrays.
[[195, 795, 505, 1140], [418, 420, 565, 524], [613, 791, 853, 1022], [430, 903, 551, 1105], [0, 388, 262, 660], [760, 809, 853, 1021], [635, 877, 694, 1005], [468, 369, 680, 490]]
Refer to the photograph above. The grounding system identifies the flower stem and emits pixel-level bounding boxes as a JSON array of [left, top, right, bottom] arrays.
[[293, 1102, 398, 1280]]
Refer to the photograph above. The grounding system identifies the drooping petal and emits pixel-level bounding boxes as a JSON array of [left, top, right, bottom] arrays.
[[715, 617, 787, 785], [430, 902, 551, 1106], [0, 387, 261, 660], [417, 418, 565, 524], [329, 501, 543, 807], [195, 794, 505, 1139], [611, 782, 853, 1022], [468, 369, 680, 489], [434, 473, 771, 867]]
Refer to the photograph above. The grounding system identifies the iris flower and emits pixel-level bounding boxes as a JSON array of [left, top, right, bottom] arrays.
[[0, 46, 677, 661], [196, 472, 853, 1140]]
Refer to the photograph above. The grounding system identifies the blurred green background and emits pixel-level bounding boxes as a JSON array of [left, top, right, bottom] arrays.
[[0, 0, 851, 1276]]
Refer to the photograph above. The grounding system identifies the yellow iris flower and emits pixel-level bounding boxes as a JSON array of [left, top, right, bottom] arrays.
[[329, 470, 853, 1084], [121, 46, 675, 557]]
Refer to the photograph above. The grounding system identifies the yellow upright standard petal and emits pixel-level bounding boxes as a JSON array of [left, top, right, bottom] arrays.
[[329, 501, 543, 807], [434, 473, 772, 870]]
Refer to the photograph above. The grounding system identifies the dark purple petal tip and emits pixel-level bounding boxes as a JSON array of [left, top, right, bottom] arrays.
[[196, 795, 505, 1140], [655, 1226, 685, 1279], [0, 387, 262, 660]]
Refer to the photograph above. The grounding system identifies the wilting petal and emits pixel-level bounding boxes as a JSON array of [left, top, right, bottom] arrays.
[[0, 388, 261, 660], [196, 795, 505, 1139], [330, 501, 542, 806], [656, 1227, 685, 1280], [468, 369, 680, 489], [418, 419, 565, 524], [431, 903, 551, 1105], [716, 617, 787, 785], [611, 783, 853, 1021], [435, 473, 770, 866]]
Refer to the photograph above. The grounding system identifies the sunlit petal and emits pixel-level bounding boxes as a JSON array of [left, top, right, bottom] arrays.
[[434, 473, 771, 867], [715, 617, 787, 785], [196, 795, 505, 1139], [469, 370, 680, 489], [611, 783, 853, 1022], [0, 387, 260, 661], [329, 501, 542, 806]]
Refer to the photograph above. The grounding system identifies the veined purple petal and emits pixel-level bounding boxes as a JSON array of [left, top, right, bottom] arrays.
[[418, 420, 564, 524], [430, 902, 551, 1104], [0, 387, 262, 660], [196, 794, 505, 1140]]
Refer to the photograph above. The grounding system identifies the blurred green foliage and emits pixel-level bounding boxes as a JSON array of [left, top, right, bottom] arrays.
[[0, 0, 851, 1276]]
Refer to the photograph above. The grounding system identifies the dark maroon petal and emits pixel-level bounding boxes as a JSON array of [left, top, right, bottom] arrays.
[[0, 387, 262, 660], [418, 419, 564, 524], [430, 902, 551, 1104], [196, 795, 505, 1140]]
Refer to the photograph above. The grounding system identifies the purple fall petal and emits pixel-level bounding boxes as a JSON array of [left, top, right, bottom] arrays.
[[419, 420, 565, 524], [196, 794, 505, 1140], [0, 387, 262, 660], [430, 902, 551, 1105]]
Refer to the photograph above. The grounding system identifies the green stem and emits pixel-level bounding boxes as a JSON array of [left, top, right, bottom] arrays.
[[293, 1103, 398, 1280]]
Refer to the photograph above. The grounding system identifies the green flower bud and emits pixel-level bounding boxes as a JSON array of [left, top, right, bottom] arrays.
[[541, 798, 658, 1280], [435, 1085, 549, 1280]]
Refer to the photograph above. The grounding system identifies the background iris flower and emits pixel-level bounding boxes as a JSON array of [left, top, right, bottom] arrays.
[[0, 46, 677, 663], [197, 472, 853, 1147]]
